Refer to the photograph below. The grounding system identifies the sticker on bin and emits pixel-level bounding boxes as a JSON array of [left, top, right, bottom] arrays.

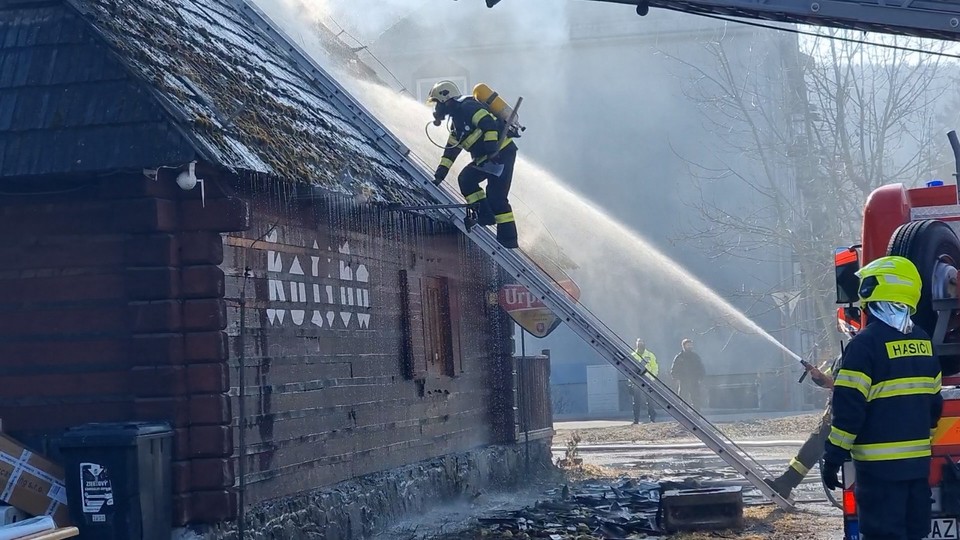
[[80, 462, 114, 514]]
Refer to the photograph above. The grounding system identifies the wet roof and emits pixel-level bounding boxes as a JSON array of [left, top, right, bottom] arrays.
[[0, 0, 431, 204]]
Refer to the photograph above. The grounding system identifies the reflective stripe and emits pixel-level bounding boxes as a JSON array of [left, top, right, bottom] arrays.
[[834, 369, 872, 399], [851, 439, 931, 461], [439, 158, 454, 169], [829, 426, 856, 451], [471, 109, 491, 125], [867, 376, 941, 401], [447, 135, 459, 146], [499, 137, 512, 150], [495, 212, 515, 224], [789, 458, 809, 476], [465, 191, 486, 204], [461, 129, 483, 150], [483, 131, 499, 142]]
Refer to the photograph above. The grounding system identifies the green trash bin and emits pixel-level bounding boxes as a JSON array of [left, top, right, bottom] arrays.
[[59, 422, 173, 540]]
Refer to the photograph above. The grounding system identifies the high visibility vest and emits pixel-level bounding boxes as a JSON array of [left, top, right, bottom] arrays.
[[632, 349, 659, 377]]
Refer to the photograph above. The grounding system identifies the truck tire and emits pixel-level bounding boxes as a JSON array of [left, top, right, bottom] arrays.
[[888, 219, 960, 374]]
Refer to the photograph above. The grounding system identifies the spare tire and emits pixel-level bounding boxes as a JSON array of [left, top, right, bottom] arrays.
[[888, 219, 960, 375]]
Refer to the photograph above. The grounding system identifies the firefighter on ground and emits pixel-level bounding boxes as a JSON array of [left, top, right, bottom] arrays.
[[765, 353, 841, 499], [765, 308, 861, 499], [629, 339, 659, 424], [426, 80, 519, 249], [822, 256, 943, 540]]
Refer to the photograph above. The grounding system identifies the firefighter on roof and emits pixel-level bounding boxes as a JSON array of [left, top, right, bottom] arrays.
[[822, 256, 943, 540], [426, 80, 519, 249]]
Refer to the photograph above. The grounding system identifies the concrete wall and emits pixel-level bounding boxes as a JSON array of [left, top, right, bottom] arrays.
[[189, 441, 553, 540]]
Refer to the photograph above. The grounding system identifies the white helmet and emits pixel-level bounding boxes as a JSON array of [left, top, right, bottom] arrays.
[[426, 80, 461, 104]]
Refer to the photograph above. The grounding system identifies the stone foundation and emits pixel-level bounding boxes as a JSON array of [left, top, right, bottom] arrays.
[[176, 441, 554, 540]]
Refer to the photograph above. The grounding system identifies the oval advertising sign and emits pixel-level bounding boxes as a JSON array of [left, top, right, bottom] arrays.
[[498, 279, 581, 338]]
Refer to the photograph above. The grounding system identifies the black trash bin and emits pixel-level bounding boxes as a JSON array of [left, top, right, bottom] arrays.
[[59, 422, 173, 540]]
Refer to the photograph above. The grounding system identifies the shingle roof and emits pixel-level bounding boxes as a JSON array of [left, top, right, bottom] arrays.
[[0, 1, 197, 176], [0, 0, 432, 205]]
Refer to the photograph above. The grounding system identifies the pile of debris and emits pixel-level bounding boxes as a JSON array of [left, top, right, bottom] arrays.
[[433, 478, 675, 539]]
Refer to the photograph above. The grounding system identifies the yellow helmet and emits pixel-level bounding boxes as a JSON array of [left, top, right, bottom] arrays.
[[426, 80, 461, 104], [857, 255, 922, 313]]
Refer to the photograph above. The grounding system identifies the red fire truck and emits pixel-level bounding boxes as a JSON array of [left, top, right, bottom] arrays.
[[835, 132, 960, 540]]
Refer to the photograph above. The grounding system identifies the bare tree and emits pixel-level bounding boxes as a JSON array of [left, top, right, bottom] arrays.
[[664, 28, 959, 355]]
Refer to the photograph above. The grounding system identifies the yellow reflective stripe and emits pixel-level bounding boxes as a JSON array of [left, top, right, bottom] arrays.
[[461, 129, 483, 150], [465, 190, 486, 204], [867, 376, 941, 401], [885, 339, 933, 359], [499, 137, 512, 150], [483, 131, 499, 142], [789, 458, 810, 476], [829, 426, 856, 451], [439, 158, 454, 169], [851, 439, 931, 461], [471, 108, 492, 125], [494, 212, 515, 224], [447, 135, 458, 146], [834, 369, 872, 399]]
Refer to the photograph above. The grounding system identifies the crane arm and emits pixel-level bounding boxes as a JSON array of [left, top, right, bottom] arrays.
[[487, 0, 960, 41]]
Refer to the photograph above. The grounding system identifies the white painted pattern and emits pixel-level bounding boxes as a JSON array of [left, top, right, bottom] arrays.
[[263, 231, 373, 329]]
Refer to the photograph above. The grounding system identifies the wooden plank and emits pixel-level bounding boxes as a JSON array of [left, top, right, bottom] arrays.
[[18, 527, 80, 540]]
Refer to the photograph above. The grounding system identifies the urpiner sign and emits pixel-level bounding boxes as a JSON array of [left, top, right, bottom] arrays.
[[498, 279, 581, 338]]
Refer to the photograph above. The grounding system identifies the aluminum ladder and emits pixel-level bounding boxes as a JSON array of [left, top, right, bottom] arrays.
[[234, 0, 794, 511]]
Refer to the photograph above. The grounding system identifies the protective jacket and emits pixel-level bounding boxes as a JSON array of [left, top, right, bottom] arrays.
[[436, 96, 513, 175], [825, 319, 943, 480], [632, 349, 659, 377]]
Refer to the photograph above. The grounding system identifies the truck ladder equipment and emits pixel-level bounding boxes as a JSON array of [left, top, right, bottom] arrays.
[[584, 0, 960, 42], [233, 0, 794, 511]]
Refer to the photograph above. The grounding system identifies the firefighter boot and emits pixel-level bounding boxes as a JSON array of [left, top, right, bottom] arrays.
[[764, 467, 803, 499], [475, 198, 496, 226], [496, 221, 519, 249]]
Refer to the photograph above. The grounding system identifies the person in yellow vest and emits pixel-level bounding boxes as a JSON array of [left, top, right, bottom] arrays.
[[630, 339, 659, 423]]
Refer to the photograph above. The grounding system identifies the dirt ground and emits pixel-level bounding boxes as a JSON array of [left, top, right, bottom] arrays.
[[552, 413, 842, 540], [413, 413, 843, 540], [667, 505, 839, 540]]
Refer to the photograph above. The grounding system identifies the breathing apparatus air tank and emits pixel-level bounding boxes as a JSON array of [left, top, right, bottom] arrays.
[[473, 83, 514, 121]]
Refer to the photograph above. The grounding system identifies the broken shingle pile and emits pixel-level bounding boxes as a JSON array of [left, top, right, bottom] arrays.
[[435, 478, 686, 540]]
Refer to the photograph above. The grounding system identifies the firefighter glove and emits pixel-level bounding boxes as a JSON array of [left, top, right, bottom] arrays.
[[820, 460, 842, 490]]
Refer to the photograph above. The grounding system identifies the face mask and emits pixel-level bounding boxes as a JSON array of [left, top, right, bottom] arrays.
[[868, 301, 914, 334]]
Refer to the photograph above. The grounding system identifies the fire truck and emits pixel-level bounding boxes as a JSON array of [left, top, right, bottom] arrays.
[[830, 132, 960, 540]]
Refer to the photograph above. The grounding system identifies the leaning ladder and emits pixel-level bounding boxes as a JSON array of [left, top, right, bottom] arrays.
[[233, 0, 794, 511]]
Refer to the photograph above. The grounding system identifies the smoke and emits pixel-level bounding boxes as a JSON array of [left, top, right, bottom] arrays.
[[249, 0, 802, 378]]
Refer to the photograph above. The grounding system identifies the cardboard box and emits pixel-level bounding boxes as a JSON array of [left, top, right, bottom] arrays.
[[0, 434, 70, 526]]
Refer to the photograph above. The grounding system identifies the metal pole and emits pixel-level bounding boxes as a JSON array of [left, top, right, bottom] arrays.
[[521, 328, 529, 472], [237, 271, 249, 540]]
